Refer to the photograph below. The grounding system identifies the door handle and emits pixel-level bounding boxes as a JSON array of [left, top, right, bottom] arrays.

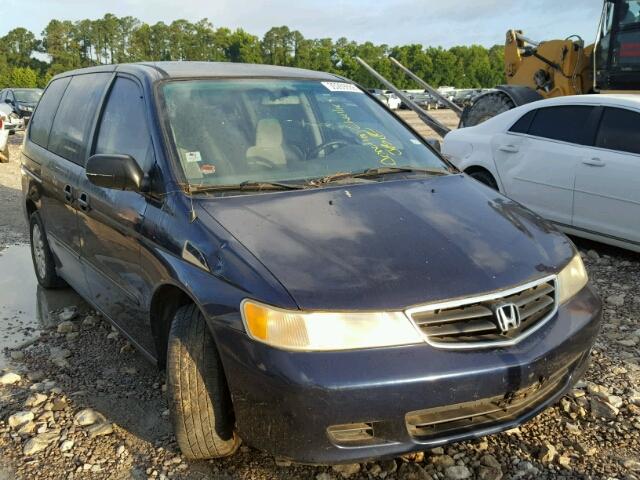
[[498, 144, 519, 153], [582, 157, 605, 167], [63, 184, 73, 203], [77, 192, 90, 212]]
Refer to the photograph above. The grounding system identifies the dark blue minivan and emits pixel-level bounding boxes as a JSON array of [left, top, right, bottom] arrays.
[[21, 62, 602, 464]]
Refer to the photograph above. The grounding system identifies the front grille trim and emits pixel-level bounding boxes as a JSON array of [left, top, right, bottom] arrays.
[[405, 274, 558, 350]]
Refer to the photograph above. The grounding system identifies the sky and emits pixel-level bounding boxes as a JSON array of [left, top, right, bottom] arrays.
[[0, 0, 605, 48]]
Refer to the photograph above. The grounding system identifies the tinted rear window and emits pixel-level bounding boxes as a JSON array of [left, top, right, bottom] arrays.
[[29, 78, 71, 149], [596, 107, 640, 154], [528, 106, 594, 145], [509, 109, 537, 134], [48, 73, 110, 165]]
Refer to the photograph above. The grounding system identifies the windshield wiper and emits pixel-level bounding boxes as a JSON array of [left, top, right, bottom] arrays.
[[354, 166, 450, 178], [309, 166, 449, 186], [188, 181, 305, 194]]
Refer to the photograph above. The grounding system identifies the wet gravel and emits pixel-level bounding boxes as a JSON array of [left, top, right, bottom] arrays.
[[1, 132, 639, 479]]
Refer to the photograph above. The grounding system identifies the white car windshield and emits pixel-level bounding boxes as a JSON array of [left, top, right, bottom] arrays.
[[161, 79, 447, 188]]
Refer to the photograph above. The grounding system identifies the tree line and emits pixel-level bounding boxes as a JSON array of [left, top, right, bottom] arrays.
[[0, 15, 505, 90]]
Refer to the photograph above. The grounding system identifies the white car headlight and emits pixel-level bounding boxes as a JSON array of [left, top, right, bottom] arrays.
[[557, 253, 588, 304], [241, 300, 423, 351]]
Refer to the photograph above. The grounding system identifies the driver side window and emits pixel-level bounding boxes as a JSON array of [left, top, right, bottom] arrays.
[[95, 77, 153, 172]]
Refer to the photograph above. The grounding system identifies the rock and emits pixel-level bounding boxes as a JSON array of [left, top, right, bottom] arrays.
[[590, 397, 619, 419], [9, 411, 35, 429], [87, 422, 113, 438], [58, 307, 78, 322], [106, 331, 119, 340], [17, 421, 36, 435], [65, 332, 80, 341], [10, 350, 25, 361], [565, 422, 580, 435], [477, 466, 502, 480], [430, 447, 445, 455], [24, 393, 48, 408], [332, 463, 361, 477], [444, 465, 471, 480], [380, 459, 398, 475], [401, 451, 425, 463], [74, 408, 104, 426], [538, 443, 557, 463], [316, 474, 333, 480], [431, 454, 455, 468], [27, 371, 45, 382], [120, 342, 135, 354], [480, 454, 500, 469], [586, 249, 600, 261], [606, 295, 625, 307], [622, 459, 640, 472], [516, 461, 536, 474], [397, 462, 432, 479], [274, 456, 292, 467], [60, 439, 74, 452], [82, 315, 99, 327], [0, 372, 21, 385], [618, 338, 639, 347], [23, 432, 59, 456], [557, 455, 571, 468], [49, 398, 67, 411], [56, 320, 77, 334]]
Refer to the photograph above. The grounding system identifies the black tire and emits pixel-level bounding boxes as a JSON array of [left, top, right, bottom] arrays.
[[29, 212, 67, 289], [462, 92, 515, 127], [468, 169, 499, 190], [167, 304, 239, 460]]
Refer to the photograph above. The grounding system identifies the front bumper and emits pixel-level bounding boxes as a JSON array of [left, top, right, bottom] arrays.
[[210, 285, 602, 464]]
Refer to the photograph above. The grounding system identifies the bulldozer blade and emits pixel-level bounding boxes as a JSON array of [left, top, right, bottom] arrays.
[[389, 57, 463, 117], [355, 56, 451, 138]]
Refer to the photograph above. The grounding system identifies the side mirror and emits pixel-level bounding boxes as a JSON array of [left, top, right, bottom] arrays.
[[86, 154, 143, 191]]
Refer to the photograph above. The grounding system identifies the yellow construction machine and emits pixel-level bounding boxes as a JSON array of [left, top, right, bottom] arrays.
[[461, 0, 640, 126]]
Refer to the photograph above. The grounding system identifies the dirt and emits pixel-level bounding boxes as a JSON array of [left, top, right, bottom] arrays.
[[1, 128, 639, 480]]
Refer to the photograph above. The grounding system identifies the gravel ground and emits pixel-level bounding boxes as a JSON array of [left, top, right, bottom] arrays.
[[1, 130, 639, 480]]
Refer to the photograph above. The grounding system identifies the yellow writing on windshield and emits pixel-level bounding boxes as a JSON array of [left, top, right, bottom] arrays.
[[331, 104, 401, 166]]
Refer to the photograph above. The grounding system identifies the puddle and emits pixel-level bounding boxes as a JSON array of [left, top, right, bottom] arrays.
[[0, 244, 87, 369]]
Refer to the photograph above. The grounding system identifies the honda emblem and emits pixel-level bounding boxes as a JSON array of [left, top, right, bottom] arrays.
[[495, 303, 521, 333]]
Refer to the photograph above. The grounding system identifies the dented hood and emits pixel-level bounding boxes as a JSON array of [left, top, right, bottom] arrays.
[[197, 175, 574, 310]]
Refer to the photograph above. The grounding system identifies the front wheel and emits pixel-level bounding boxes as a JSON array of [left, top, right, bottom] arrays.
[[167, 304, 239, 459]]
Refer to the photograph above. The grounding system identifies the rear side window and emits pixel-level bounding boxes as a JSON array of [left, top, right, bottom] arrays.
[[527, 106, 594, 145], [596, 107, 640, 155], [48, 73, 110, 165], [509, 110, 537, 134], [94, 77, 154, 171], [29, 78, 71, 148]]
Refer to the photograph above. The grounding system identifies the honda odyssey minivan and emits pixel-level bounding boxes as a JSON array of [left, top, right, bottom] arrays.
[[21, 62, 602, 464]]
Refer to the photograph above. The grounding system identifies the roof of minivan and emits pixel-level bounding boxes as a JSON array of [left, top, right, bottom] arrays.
[[54, 61, 343, 82]]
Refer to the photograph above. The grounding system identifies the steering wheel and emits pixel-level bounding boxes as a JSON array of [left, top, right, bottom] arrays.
[[307, 140, 350, 159]]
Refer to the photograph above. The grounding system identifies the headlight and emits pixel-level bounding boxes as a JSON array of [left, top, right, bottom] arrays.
[[557, 253, 588, 304], [241, 300, 423, 351]]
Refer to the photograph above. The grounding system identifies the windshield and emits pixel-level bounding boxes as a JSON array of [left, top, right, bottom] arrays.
[[13, 89, 42, 103], [161, 79, 447, 188]]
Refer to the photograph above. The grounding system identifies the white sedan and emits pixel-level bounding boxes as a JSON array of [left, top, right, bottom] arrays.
[[442, 94, 640, 252], [0, 104, 11, 163]]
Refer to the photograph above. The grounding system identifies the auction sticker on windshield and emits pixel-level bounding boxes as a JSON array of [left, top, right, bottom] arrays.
[[321, 82, 363, 93]]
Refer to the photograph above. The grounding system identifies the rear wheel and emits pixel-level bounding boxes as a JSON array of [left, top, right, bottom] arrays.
[[167, 304, 239, 460], [461, 92, 515, 127], [29, 212, 66, 289]]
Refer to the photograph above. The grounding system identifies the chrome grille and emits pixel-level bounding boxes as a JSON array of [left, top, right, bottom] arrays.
[[406, 276, 557, 349]]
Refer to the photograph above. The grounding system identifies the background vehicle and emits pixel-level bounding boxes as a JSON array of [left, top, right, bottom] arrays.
[[443, 94, 640, 252], [0, 103, 12, 162], [0, 88, 43, 127], [462, 0, 640, 126]]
